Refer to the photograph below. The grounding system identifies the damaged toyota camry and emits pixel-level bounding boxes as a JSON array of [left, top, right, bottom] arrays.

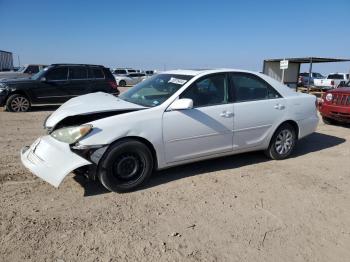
[[21, 69, 319, 192]]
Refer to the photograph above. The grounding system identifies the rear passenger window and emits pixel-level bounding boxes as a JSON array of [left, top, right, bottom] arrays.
[[69, 67, 88, 80], [327, 74, 344, 79], [46, 67, 68, 81], [92, 68, 104, 79], [230, 73, 281, 102]]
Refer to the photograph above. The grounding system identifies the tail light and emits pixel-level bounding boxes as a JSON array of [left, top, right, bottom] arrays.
[[108, 81, 118, 89]]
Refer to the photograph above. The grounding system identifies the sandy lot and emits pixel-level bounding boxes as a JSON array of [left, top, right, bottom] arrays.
[[0, 105, 349, 262]]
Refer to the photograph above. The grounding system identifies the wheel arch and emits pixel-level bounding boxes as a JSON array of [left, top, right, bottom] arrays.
[[6, 90, 32, 103], [274, 120, 300, 140], [106, 136, 158, 170]]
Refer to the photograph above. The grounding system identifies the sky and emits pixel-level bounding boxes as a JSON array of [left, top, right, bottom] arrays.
[[1, 0, 350, 74]]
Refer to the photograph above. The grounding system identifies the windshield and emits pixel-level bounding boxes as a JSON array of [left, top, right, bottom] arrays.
[[119, 74, 193, 107], [31, 66, 50, 80], [17, 66, 25, 73]]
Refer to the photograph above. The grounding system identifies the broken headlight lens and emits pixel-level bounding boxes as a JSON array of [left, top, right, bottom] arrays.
[[50, 125, 92, 144]]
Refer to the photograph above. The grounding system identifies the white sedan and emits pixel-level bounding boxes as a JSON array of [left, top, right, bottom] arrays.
[[21, 69, 319, 192], [114, 73, 146, 87]]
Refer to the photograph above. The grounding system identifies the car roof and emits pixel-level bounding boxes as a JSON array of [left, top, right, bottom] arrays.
[[163, 68, 261, 76], [51, 64, 104, 67]]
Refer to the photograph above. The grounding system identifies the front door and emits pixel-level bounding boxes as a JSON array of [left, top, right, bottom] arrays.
[[163, 73, 234, 163], [31, 66, 70, 104], [229, 73, 287, 150]]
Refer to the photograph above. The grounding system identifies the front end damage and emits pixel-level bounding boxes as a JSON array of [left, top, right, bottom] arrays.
[[21, 136, 92, 187], [20, 92, 148, 187]]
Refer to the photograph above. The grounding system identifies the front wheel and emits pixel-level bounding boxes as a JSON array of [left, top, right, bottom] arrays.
[[98, 139, 153, 192], [6, 94, 31, 112], [265, 123, 297, 160]]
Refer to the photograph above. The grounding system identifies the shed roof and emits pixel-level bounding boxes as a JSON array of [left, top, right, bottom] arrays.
[[264, 57, 350, 64]]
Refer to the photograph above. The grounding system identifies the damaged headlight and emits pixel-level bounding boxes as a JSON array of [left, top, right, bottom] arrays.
[[50, 125, 92, 144]]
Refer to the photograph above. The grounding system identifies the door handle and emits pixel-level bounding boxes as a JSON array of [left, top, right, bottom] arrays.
[[274, 104, 285, 110], [220, 111, 234, 117]]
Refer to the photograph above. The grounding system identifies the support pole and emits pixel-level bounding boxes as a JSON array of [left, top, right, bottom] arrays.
[[307, 57, 313, 93]]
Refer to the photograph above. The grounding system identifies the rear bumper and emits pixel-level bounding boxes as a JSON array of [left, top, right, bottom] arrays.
[[319, 104, 350, 123], [297, 115, 319, 139], [20, 135, 91, 187]]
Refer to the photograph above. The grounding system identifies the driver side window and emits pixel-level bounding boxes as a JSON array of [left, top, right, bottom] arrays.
[[180, 74, 229, 107]]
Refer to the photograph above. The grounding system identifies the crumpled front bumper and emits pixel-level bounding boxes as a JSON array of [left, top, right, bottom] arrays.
[[21, 135, 92, 187]]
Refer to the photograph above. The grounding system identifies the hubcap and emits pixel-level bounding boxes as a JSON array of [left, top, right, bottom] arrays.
[[11, 97, 29, 112], [275, 129, 293, 155], [113, 153, 143, 180]]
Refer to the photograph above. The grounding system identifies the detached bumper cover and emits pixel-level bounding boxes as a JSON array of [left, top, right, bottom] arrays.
[[21, 135, 91, 187]]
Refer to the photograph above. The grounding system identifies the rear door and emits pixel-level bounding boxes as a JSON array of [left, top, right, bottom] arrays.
[[230, 73, 286, 150], [66, 66, 90, 97], [89, 67, 110, 93]]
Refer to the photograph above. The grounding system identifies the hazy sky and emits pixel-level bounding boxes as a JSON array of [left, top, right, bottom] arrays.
[[1, 0, 349, 74]]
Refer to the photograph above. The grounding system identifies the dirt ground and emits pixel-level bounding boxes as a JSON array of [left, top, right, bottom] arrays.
[[0, 105, 349, 262]]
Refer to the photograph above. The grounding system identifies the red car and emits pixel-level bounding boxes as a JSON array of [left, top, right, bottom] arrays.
[[319, 84, 350, 124]]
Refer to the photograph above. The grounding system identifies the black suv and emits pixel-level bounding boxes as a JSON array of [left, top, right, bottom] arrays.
[[0, 64, 119, 112]]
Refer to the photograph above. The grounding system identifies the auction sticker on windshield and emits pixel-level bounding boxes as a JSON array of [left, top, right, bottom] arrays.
[[168, 77, 188, 85]]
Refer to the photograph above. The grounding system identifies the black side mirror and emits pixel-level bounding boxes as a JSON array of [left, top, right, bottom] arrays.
[[40, 77, 47, 82]]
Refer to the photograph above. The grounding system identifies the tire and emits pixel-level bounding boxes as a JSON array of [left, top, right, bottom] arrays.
[[119, 80, 126, 87], [322, 116, 336, 125], [6, 94, 31, 112], [265, 123, 297, 160], [98, 139, 153, 192]]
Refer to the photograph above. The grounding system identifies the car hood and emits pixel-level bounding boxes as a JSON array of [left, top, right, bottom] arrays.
[[0, 72, 29, 81], [45, 92, 146, 128], [328, 87, 350, 94]]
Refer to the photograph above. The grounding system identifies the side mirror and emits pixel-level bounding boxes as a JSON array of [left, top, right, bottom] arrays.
[[40, 77, 47, 82], [169, 98, 193, 110]]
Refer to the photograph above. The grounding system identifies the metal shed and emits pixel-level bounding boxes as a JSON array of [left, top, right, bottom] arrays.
[[0, 50, 13, 71], [262, 57, 350, 90]]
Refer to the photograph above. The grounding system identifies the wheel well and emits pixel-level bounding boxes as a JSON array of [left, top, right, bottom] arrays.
[[109, 136, 158, 170], [277, 120, 299, 139], [6, 91, 31, 103]]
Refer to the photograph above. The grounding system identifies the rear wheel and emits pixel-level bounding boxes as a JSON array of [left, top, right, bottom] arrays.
[[265, 123, 297, 160], [98, 139, 153, 192], [119, 80, 126, 87], [6, 94, 31, 112]]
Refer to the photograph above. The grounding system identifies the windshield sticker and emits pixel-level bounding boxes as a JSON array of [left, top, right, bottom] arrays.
[[168, 77, 187, 85]]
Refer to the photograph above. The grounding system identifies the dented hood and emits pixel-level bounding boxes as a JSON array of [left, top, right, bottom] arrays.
[[45, 92, 146, 128]]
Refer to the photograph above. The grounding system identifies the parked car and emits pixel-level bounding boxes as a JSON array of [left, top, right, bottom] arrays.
[[145, 70, 156, 76], [313, 73, 349, 90], [20, 69, 319, 192], [112, 68, 137, 76], [319, 82, 350, 124], [114, 72, 146, 86], [0, 64, 47, 80], [297, 72, 324, 86], [0, 64, 119, 112]]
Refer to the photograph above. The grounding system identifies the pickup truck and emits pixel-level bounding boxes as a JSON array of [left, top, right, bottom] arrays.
[[0, 64, 47, 81], [313, 73, 349, 90]]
